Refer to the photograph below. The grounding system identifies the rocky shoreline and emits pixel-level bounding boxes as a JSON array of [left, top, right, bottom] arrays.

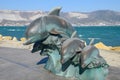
[[0, 34, 120, 67], [0, 34, 32, 49], [0, 34, 120, 51]]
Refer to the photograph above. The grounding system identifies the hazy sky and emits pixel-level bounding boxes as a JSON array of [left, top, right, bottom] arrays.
[[0, 0, 120, 12]]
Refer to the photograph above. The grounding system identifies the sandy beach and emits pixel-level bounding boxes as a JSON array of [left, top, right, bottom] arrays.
[[0, 38, 120, 80]]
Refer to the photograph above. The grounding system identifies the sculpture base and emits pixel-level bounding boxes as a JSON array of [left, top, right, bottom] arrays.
[[43, 49, 109, 80]]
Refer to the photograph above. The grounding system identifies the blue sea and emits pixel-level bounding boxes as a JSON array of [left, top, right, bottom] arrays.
[[0, 26, 120, 46]]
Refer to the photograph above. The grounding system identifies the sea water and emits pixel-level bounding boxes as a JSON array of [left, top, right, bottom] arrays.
[[0, 26, 120, 46]]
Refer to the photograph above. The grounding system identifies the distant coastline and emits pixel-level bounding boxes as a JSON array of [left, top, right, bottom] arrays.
[[73, 25, 120, 27], [0, 10, 120, 26], [0, 25, 120, 27]]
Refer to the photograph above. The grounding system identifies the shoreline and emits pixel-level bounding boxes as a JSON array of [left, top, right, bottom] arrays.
[[0, 35, 120, 67], [0, 34, 33, 50], [0, 34, 120, 51], [0, 26, 120, 46]]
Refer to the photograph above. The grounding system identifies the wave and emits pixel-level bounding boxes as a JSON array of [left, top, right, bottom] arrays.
[[79, 34, 83, 37], [8, 29, 16, 31], [88, 38, 100, 40], [16, 29, 24, 31], [7, 29, 24, 32]]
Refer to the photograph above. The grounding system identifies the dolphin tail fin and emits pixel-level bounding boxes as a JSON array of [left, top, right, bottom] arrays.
[[48, 7, 62, 16]]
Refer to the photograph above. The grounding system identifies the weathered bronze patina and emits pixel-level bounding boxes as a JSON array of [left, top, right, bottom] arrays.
[[24, 7, 109, 80]]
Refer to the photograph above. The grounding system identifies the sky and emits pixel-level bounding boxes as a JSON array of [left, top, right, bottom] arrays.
[[0, 0, 120, 12]]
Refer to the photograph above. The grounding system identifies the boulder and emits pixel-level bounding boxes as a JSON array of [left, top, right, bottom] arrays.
[[20, 37, 26, 42], [2, 36, 12, 40], [0, 34, 2, 40], [0, 34, 2, 37], [12, 37, 18, 41], [111, 46, 120, 51], [94, 42, 111, 50]]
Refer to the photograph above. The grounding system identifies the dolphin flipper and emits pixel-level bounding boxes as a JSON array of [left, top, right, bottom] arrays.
[[48, 7, 62, 16]]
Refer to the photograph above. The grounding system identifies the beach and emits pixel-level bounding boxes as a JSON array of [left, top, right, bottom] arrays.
[[0, 37, 120, 80]]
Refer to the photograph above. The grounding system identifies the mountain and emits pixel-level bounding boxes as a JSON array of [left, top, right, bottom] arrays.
[[0, 10, 120, 26]]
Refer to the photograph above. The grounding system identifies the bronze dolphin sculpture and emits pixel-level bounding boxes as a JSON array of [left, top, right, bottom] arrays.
[[80, 45, 105, 68], [61, 38, 86, 64], [24, 7, 75, 45], [31, 35, 60, 54], [61, 37, 104, 67]]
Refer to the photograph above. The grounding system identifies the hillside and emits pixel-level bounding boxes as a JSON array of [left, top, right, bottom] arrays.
[[0, 10, 120, 26]]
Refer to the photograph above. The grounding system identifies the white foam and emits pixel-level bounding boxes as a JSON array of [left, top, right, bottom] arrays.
[[79, 34, 83, 37], [8, 29, 15, 31], [88, 38, 100, 40], [16, 29, 22, 31]]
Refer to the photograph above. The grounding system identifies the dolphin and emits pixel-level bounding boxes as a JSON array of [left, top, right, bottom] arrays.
[[61, 38, 86, 64], [31, 40, 57, 55], [60, 38, 103, 70], [31, 40, 46, 53], [31, 35, 60, 54], [24, 7, 75, 45], [80, 45, 104, 68]]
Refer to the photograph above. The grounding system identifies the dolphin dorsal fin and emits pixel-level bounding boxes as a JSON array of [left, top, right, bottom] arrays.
[[48, 7, 62, 16], [71, 31, 77, 38], [89, 38, 94, 45]]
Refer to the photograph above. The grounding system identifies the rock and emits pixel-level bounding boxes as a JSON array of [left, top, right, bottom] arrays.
[[0, 34, 2, 37], [95, 42, 120, 52], [0, 34, 2, 40], [94, 42, 111, 50], [111, 46, 120, 51], [2, 36, 12, 40], [20, 37, 26, 42], [12, 37, 18, 41]]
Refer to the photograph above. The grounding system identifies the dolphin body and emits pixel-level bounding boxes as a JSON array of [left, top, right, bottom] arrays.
[[61, 38, 107, 72], [61, 38, 86, 64], [80, 45, 106, 68], [24, 7, 75, 45]]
